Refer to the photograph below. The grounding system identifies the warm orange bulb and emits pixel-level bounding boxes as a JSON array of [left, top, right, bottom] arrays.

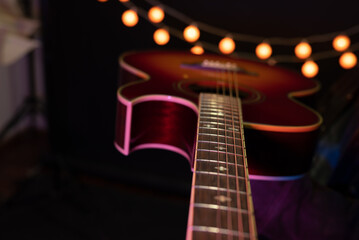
[[121, 10, 138, 27], [219, 37, 235, 54], [295, 42, 312, 59], [183, 25, 200, 43], [119, 0, 129, 2], [148, 6, 165, 23], [191, 45, 204, 55], [97, 0, 108, 2], [256, 42, 272, 60], [301, 60, 318, 78], [153, 28, 170, 45], [339, 52, 357, 69], [333, 35, 351, 52]]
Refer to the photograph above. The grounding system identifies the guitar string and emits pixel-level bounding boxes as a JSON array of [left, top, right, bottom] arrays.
[[215, 68, 222, 240], [224, 68, 238, 239], [227, 63, 244, 240], [213, 65, 230, 240], [232, 63, 254, 239]]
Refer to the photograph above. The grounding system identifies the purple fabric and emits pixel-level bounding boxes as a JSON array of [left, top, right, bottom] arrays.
[[251, 175, 359, 240]]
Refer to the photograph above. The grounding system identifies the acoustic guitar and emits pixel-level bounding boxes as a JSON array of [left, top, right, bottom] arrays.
[[114, 50, 322, 240]]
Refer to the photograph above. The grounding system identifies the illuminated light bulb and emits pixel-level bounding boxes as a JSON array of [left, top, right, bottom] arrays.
[[191, 45, 204, 55], [122, 9, 138, 27], [119, 0, 129, 2], [301, 60, 318, 78], [295, 41, 312, 59], [183, 25, 200, 43], [219, 37, 235, 54], [148, 6, 165, 23], [153, 28, 170, 45], [97, 0, 108, 2], [333, 35, 351, 52], [339, 52, 357, 69], [256, 42, 272, 60]]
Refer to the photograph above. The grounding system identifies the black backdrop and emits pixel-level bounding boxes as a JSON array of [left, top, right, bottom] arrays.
[[40, 0, 358, 173], [37, 1, 359, 238], [40, 0, 359, 195]]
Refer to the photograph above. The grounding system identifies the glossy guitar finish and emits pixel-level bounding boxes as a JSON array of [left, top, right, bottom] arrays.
[[115, 50, 322, 178]]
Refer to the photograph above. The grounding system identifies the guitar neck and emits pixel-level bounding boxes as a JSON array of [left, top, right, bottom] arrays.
[[186, 93, 257, 240]]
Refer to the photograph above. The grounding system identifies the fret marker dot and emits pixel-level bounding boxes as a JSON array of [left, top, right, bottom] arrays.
[[214, 195, 232, 203], [215, 166, 227, 172], [215, 146, 226, 151]]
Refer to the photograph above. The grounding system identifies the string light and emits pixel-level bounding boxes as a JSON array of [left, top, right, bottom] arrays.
[[122, 9, 139, 27], [302, 60, 319, 78], [332, 35, 351, 52], [219, 37, 235, 54], [115, 0, 359, 77], [191, 44, 204, 55], [97, 0, 108, 2], [153, 28, 170, 45], [255, 42, 272, 60], [148, 6, 165, 23], [339, 52, 357, 69], [295, 41, 312, 59], [183, 25, 200, 43]]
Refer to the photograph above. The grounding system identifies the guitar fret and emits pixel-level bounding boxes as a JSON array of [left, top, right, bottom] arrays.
[[200, 107, 239, 115], [192, 203, 251, 236], [200, 120, 232, 126], [197, 140, 241, 147], [200, 116, 237, 123], [197, 148, 242, 156], [201, 106, 239, 112], [198, 128, 241, 139], [200, 105, 239, 111], [198, 136, 238, 145], [196, 150, 244, 165], [196, 159, 245, 177], [196, 159, 244, 167], [199, 124, 241, 132], [197, 140, 243, 156], [201, 106, 239, 113], [195, 170, 247, 192], [200, 110, 239, 116], [200, 109, 239, 116], [192, 203, 249, 214], [199, 126, 240, 132], [190, 226, 251, 239], [194, 185, 246, 194], [195, 170, 245, 179], [197, 141, 242, 154], [201, 99, 238, 106], [200, 113, 240, 120], [197, 140, 241, 146], [198, 132, 241, 141], [201, 97, 238, 102], [194, 187, 249, 211]]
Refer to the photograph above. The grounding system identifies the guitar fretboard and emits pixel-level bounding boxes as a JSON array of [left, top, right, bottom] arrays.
[[186, 93, 257, 240]]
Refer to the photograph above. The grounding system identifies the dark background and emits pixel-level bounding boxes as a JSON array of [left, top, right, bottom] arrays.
[[1, 0, 359, 239], [41, 0, 359, 186]]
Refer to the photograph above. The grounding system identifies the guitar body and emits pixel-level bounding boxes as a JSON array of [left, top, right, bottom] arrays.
[[115, 50, 322, 179]]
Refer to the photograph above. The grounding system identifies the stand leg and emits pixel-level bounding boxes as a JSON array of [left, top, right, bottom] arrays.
[[0, 97, 41, 140]]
